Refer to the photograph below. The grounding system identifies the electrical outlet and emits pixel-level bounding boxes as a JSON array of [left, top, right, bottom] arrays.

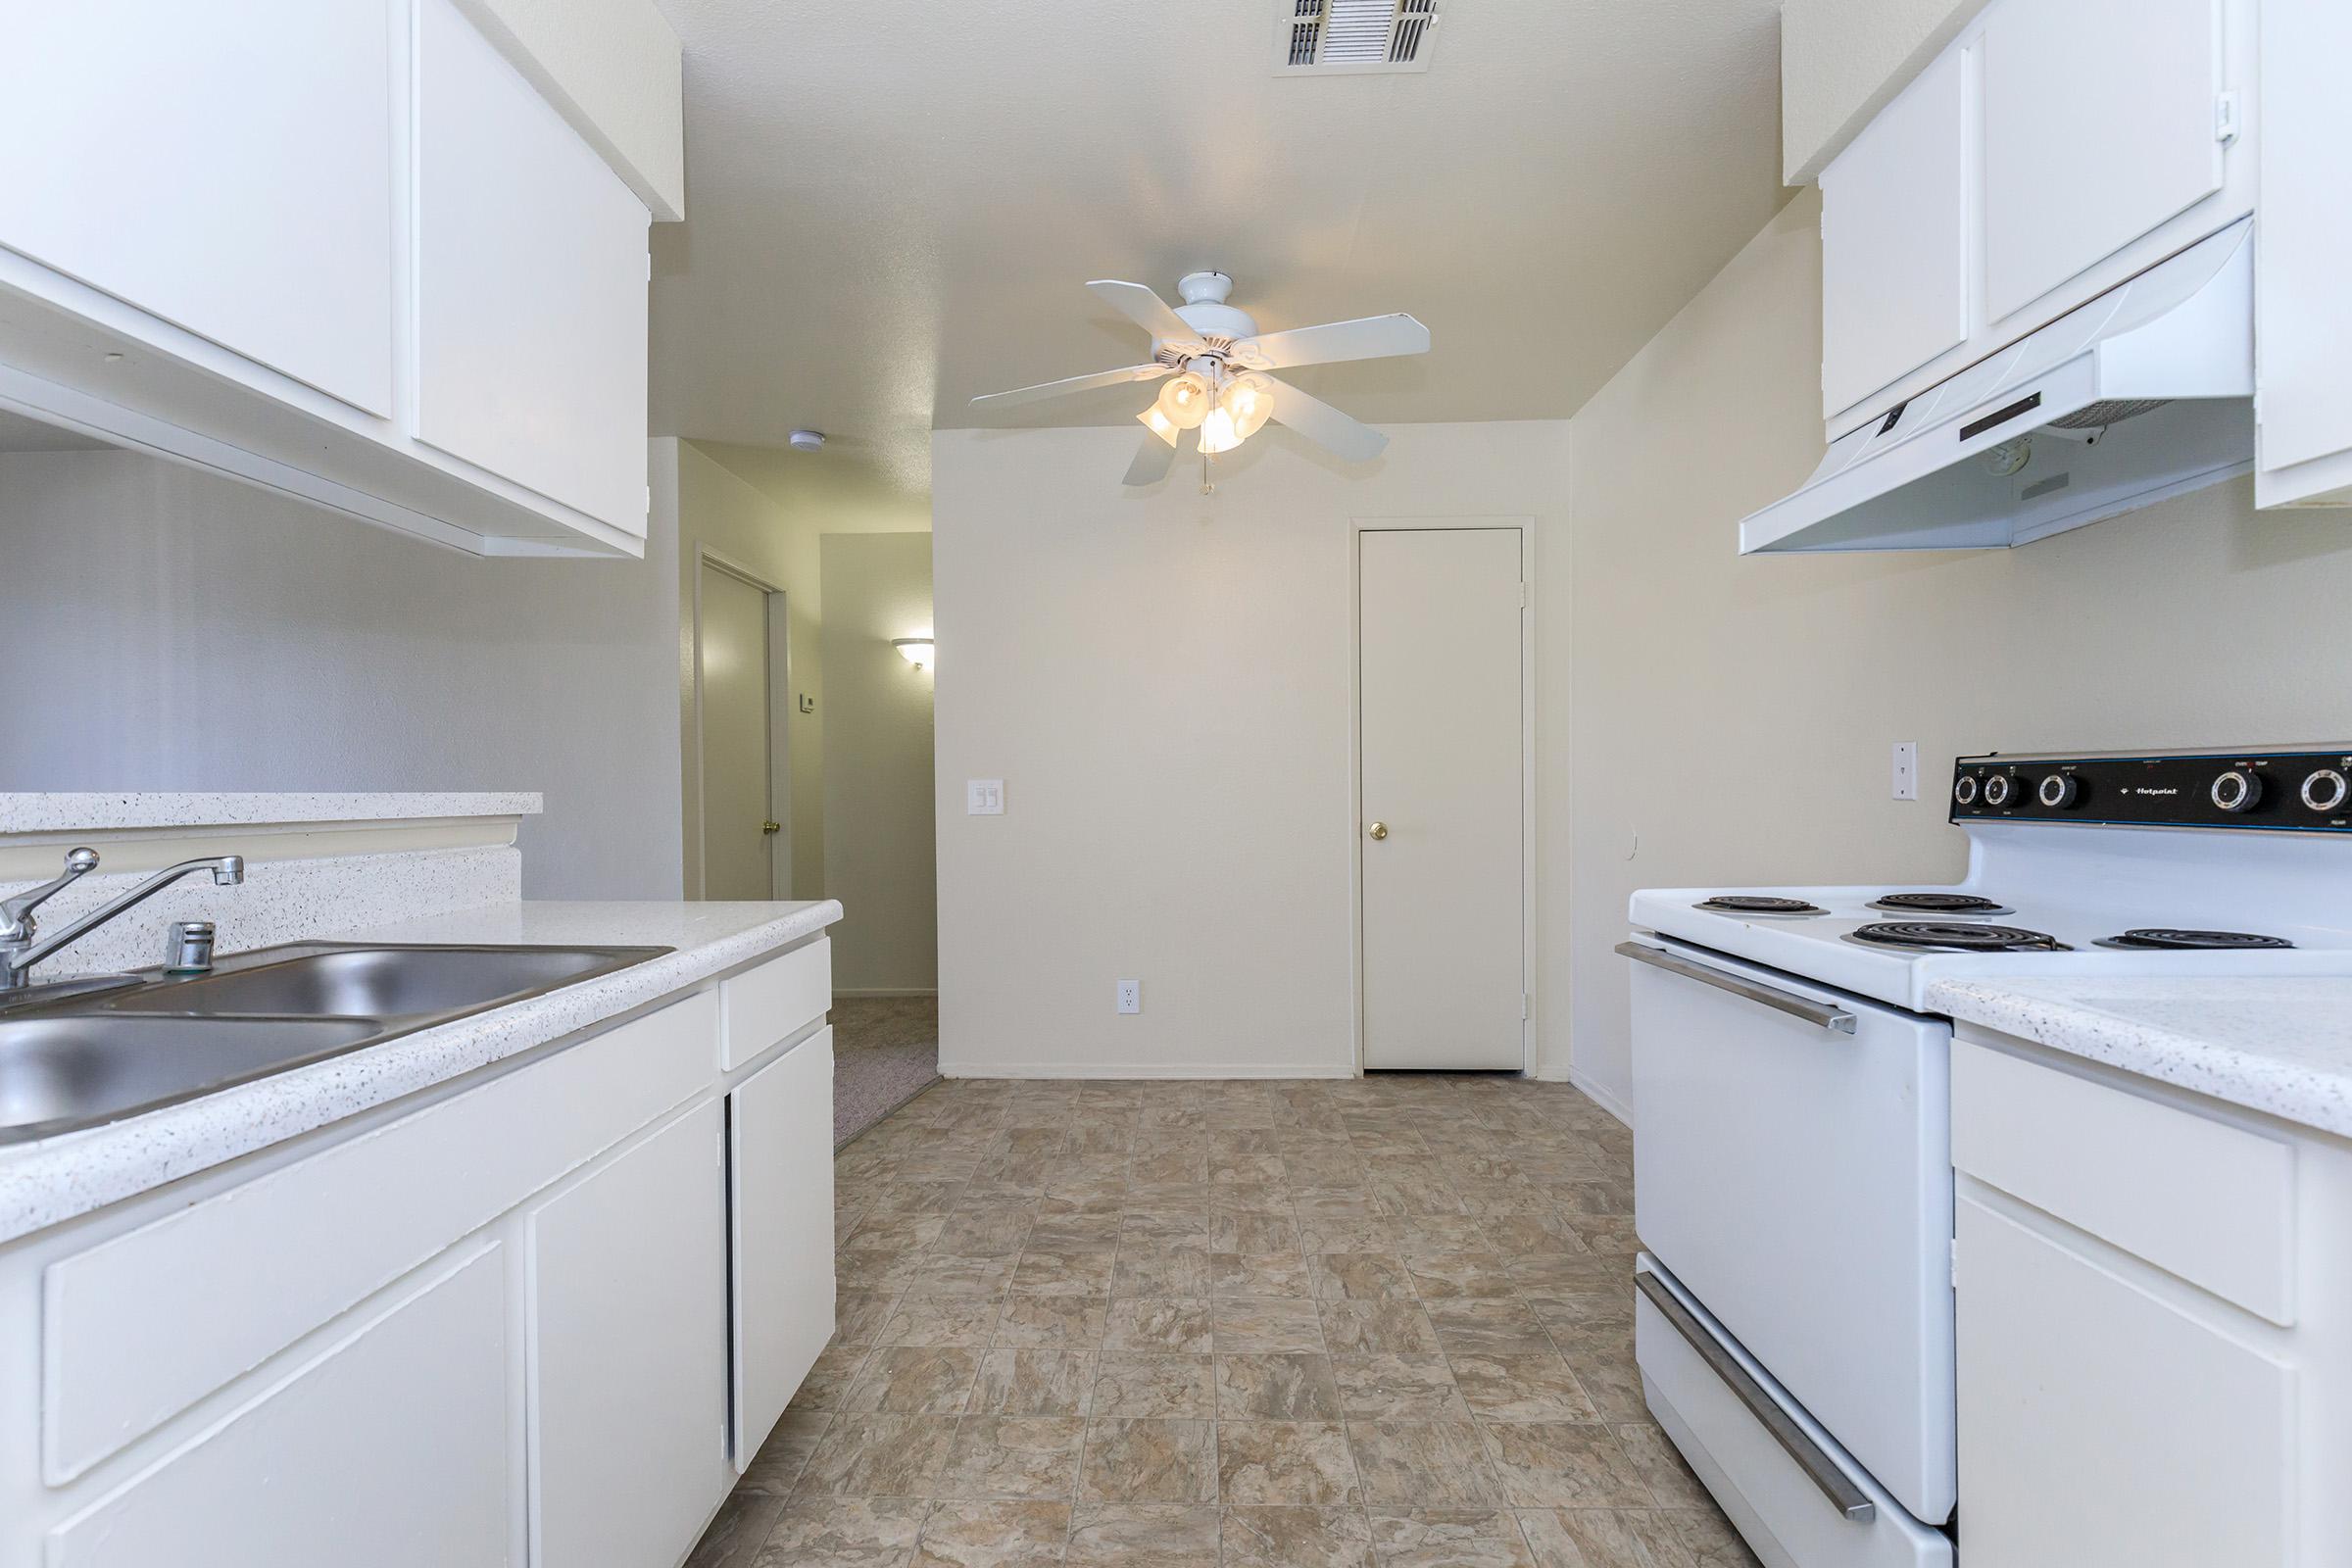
[[967, 779, 1004, 815], [1116, 979, 1142, 1014], [1892, 742, 1919, 801]]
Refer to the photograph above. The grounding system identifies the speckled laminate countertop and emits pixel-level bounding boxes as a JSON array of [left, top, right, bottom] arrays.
[[0, 898, 841, 1244], [1927, 974, 2352, 1140], [0, 793, 542, 832]]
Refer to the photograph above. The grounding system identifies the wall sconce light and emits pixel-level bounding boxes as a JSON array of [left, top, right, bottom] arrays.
[[892, 637, 935, 671]]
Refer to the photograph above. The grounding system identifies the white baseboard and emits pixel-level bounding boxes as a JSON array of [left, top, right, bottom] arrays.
[[939, 1059, 1357, 1082], [1565, 1065, 1633, 1128], [834, 987, 939, 1000]]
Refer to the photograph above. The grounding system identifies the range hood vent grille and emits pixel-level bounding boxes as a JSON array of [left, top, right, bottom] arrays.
[[1277, 0, 1440, 74], [2049, 398, 2170, 431]]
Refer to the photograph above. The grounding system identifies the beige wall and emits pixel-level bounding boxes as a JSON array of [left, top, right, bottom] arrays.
[[931, 422, 1573, 1078], [1560, 188, 2352, 1114], [819, 532, 938, 994], [0, 447, 682, 899], [1781, 0, 1989, 181], [671, 438, 826, 902]]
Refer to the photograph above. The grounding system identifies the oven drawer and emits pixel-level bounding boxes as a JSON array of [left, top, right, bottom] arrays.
[[1636, 1258, 1953, 1568], [1625, 937, 1954, 1524]]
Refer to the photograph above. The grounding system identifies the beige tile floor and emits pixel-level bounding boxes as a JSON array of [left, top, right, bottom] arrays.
[[687, 1074, 1760, 1568]]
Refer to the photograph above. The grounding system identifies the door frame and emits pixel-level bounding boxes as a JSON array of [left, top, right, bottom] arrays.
[[1348, 517, 1537, 1075], [688, 547, 794, 901]]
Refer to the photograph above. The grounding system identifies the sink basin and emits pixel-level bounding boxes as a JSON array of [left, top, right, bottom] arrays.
[[101, 946, 641, 1021], [0, 942, 668, 1145], [0, 1014, 380, 1144]]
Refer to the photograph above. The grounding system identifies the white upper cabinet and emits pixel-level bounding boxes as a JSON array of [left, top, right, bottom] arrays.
[[2254, 0, 2352, 509], [1816, 0, 2253, 436], [1820, 46, 1972, 419], [0, 0, 673, 557], [417, 0, 650, 537], [0, 1, 398, 417], [1981, 0, 2227, 325]]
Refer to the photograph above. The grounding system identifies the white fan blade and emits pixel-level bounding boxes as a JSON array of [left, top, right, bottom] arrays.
[[969, 363, 1172, 410], [1124, 425, 1197, 487], [1235, 313, 1429, 369], [1088, 280, 1207, 353], [1267, 377, 1388, 463]]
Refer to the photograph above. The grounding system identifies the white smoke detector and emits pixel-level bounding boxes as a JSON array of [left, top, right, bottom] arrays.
[[789, 429, 826, 453]]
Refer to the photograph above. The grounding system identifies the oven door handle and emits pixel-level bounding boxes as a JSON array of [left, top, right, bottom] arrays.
[[1615, 941, 1857, 1034], [1635, 1270, 1879, 1523]]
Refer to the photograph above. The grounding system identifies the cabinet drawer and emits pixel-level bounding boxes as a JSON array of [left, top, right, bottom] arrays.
[[720, 938, 830, 1069], [1952, 1038, 2294, 1323], [42, 991, 712, 1484]]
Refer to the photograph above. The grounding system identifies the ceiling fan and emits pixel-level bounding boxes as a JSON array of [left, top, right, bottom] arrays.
[[968, 272, 1430, 490]]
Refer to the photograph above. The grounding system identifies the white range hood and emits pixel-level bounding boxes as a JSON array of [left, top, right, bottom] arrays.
[[1741, 220, 2254, 553]]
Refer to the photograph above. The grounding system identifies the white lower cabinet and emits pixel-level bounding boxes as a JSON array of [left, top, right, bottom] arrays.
[[1952, 1032, 2348, 1568], [0, 0, 658, 556], [1954, 1195, 2293, 1567], [0, 942, 837, 1568], [730, 1027, 837, 1465], [47, 1244, 511, 1568], [527, 1100, 732, 1568]]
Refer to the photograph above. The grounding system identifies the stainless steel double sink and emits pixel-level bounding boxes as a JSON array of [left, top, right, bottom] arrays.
[[0, 943, 670, 1146]]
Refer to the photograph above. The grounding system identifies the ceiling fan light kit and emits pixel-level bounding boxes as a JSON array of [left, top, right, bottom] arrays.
[[970, 270, 1430, 492]]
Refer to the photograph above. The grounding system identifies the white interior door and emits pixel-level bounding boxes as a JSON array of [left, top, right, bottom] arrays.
[[1358, 527, 1526, 1070], [699, 563, 775, 900]]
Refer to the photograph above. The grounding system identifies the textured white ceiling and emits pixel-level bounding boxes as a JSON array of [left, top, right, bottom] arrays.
[[650, 0, 1788, 496]]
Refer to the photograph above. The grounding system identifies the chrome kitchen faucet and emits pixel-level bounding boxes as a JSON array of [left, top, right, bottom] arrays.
[[0, 847, 244, 994]]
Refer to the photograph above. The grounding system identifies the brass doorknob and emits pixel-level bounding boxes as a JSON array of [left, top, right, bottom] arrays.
[[1367, 821, 1389, 841], [760, 820, 781, 835]]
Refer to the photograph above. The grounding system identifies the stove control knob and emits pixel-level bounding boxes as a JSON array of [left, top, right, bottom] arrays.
[[1953, 775, 1979, 807], [2302, 768, 2349, 814], [1983, 774, 2017, 808], [2036, 774, 2080, 808], [2210, 768, 2263, 813]]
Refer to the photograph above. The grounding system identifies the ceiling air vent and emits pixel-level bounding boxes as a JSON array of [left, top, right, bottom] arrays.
[[1276, 0, 1441, 75]]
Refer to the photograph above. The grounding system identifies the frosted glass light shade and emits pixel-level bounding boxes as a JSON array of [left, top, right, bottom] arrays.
[[1153, 370, 1212, 430]]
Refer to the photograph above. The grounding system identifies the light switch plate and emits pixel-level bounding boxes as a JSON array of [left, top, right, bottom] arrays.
[[967, 779, 1004, 815], [1116, 979, 1142, 1014], [1891, 742, 1918, 801]]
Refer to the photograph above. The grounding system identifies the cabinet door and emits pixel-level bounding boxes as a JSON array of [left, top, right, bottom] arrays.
[[416, 0, 650, 535], [528, 1102, 730, 1568], [1819, 43, 1971, 420], [2254, 0, 2352, 508], [1981, 0, 2227, 323], [48, 1245, 508, 1568], [730, 1028, 837, 1466], [0, 0, 396, 416], [1956, 1195, 2293, 1567]]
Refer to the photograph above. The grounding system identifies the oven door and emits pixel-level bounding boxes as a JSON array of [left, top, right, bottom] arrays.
[[1623, 936, 1954, 1525]]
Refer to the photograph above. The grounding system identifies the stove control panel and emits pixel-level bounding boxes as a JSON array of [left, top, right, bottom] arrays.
[[1950, 747, 2352, 833]]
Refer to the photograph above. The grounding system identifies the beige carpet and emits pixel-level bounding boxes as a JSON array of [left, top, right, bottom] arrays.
[[833, 995, 940, 1148]]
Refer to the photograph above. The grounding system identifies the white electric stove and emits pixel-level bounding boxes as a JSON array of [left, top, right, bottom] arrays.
[[1620, 745, 2352, 1568]]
